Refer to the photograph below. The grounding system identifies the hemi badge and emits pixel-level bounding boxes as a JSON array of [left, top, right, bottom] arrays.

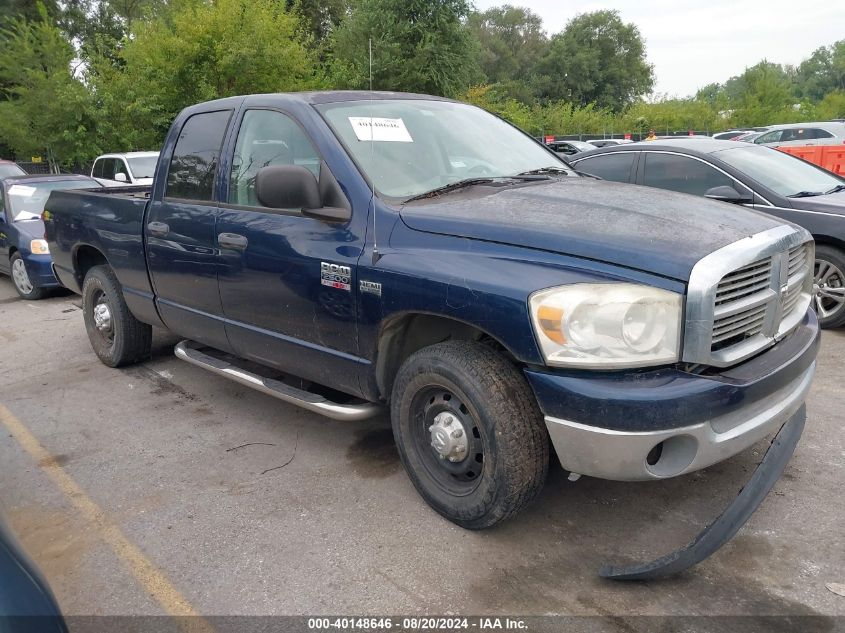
[[360, 280, 382, 297]]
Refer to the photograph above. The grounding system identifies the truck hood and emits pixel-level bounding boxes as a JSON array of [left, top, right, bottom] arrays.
[[399, 178, 787, 281]]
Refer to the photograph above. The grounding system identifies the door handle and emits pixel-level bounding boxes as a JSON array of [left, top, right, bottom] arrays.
[[147, 221, 170, 237], [218, 232, 248, 251]]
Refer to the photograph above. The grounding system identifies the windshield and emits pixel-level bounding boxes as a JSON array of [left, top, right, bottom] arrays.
[[716, 145, 845, 197], [127, 155, 158, 179], [6, 179, 99, 220], [0, 164, 26, 178], [317, 99, 571, 199]]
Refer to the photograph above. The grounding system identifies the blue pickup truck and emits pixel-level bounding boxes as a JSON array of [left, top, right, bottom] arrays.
[[44, 92, 819, 578]]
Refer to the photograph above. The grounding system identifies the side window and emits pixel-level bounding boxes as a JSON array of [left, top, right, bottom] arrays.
[[755, 130, 782, 144], [642, 153, 734, 196], [166, 110, 232, 201], [100, 158, 116, 180], [229, 110, 320, 207], [92, 159, 104, 178], [574, 153, 636, 183], [116, 159, 129, 179], [811, 128, 834, 139]]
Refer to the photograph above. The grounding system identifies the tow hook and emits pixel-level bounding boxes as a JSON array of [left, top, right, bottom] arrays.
[[601, 405, 805, 580]]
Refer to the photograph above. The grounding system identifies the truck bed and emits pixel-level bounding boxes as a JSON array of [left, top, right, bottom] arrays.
[[45, 186, 154, 303]]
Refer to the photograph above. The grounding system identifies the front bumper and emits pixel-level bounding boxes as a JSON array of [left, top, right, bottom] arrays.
[[24, 254, 59, 289], [525, 310, 818, 481]]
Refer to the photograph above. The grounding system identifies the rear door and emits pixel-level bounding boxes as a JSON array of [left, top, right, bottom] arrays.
[[637, 152, 753, 199], [145, 108, 233, 351], [215, 107, 363, 393]]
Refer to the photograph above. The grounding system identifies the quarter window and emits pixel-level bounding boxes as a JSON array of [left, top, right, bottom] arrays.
[[166, 110, 232, 201], [574, 153, 636, 183], [642, 153, 735, 196], [229, 110, 320, 206]]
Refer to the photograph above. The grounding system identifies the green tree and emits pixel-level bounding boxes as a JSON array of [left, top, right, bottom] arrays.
[[467, 4, 547, 97], [0, 14, 96, 167], [0, 0, 59, 25], [796, 41, 845, 102], [330, 0, 482, 97], [728, 61, 802, 126], [817, 90, 845, 119], [534, 10, 653, 111], [91, 0, 322, 149], [289, 0, 349, 44]]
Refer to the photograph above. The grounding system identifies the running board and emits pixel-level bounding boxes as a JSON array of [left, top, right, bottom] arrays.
[[174, 340, 383, 421]]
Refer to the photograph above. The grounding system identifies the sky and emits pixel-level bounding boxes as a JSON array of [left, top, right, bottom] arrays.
[[473, 0, 845, 98]]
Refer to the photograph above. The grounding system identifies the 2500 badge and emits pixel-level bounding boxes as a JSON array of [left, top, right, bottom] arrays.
[[321, 262, 351, 291]]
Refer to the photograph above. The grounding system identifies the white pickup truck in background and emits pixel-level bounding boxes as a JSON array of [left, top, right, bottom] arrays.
[[90, 151, 159, 185]]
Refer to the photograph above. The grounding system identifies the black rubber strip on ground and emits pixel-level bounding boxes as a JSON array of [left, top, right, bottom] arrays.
[[600, 404, 806, 581]]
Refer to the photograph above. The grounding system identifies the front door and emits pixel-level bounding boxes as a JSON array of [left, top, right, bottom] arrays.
[[146, 108, 233, 351], [216, 108, 364, 393]]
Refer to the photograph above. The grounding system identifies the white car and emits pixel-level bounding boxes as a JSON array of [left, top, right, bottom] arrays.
[[586, 138, 634, 148], [91, 151, 159, 185], [753, 122, 845, 147]]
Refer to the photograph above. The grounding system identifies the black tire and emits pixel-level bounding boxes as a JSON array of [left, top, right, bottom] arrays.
[[813, 245, 845, 329], [390, 340, 549, 529], [82, 265, 152, 367], [9, 252, 47, 300]]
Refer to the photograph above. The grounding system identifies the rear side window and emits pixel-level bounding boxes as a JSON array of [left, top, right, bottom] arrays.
[[811, 128, 834, 139], [92, 159, 104, 178], [166, 110, 232, 201], [574, 153, 636, 183], [642, 153, 734, 196]]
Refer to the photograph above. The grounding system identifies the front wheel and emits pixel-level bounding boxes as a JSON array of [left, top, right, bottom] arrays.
[[390, 340, 549, 529], [813, 245, 845, 329], [82, 265, 152, 367], [10, 253, 47, 300]]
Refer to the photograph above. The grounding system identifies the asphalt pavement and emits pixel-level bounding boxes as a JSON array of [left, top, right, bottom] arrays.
[[0, 276, 843, 621]]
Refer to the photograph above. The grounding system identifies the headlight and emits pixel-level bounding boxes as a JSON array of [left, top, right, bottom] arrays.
[[529, 283, 682, 369], [30, 239, 50, 255]]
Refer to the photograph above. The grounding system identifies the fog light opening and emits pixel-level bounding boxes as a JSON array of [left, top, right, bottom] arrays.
[[646, 442, 664, 466], [645, 435, 698, 478]]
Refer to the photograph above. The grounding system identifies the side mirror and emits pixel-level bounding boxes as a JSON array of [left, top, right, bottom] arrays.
[[705, 185, 751, 204], [114, 172, 128, 182], [255, 165, 351, 222]]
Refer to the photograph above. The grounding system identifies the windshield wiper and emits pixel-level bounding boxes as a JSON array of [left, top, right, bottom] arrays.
[[788, 190, 824, 198], [515, 166, 570, 176], [824, 184, 845, 195]]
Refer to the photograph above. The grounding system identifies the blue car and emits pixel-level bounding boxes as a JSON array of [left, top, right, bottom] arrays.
[[0, 174, 100, 299]]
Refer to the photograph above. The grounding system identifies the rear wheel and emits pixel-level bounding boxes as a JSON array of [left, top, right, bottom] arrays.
[[10, 253, 47, 300], [390, 340, 549, 529], [813, 245, 845, 329], [82, 265, 152, 367]]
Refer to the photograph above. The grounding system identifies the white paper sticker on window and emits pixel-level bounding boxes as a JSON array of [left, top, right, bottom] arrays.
[[349, 117, 413, 142], [8, 185, 36, 197]]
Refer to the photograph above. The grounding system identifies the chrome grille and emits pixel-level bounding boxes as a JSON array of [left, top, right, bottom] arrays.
[[683, 226, 814, 368]]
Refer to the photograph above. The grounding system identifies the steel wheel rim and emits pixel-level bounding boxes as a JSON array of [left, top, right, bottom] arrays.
[[410, 385, 486, 496], [813, 258, 845, 319], [11, 258, 33, 295], [91, 289, 115, 345]]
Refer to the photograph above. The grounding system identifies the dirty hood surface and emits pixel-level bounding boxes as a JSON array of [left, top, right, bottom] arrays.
[[400, 178, 789, 281]]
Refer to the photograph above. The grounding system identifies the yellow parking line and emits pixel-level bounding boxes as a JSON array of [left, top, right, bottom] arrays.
[[0, 401, 210, 626]]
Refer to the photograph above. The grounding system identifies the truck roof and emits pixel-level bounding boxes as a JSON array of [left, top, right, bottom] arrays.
[[95, 151, 159, 159], [183, 90, 455, 112]]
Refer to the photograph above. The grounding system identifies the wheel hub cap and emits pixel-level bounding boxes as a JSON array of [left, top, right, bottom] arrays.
[[93, 302, 112, 331], [813, 258, 845, 319], [429, 411, 468, 463], [12, 259, 33, 295]]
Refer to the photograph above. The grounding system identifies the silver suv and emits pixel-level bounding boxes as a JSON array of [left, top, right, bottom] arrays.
[[754, 122, 845, 147]]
